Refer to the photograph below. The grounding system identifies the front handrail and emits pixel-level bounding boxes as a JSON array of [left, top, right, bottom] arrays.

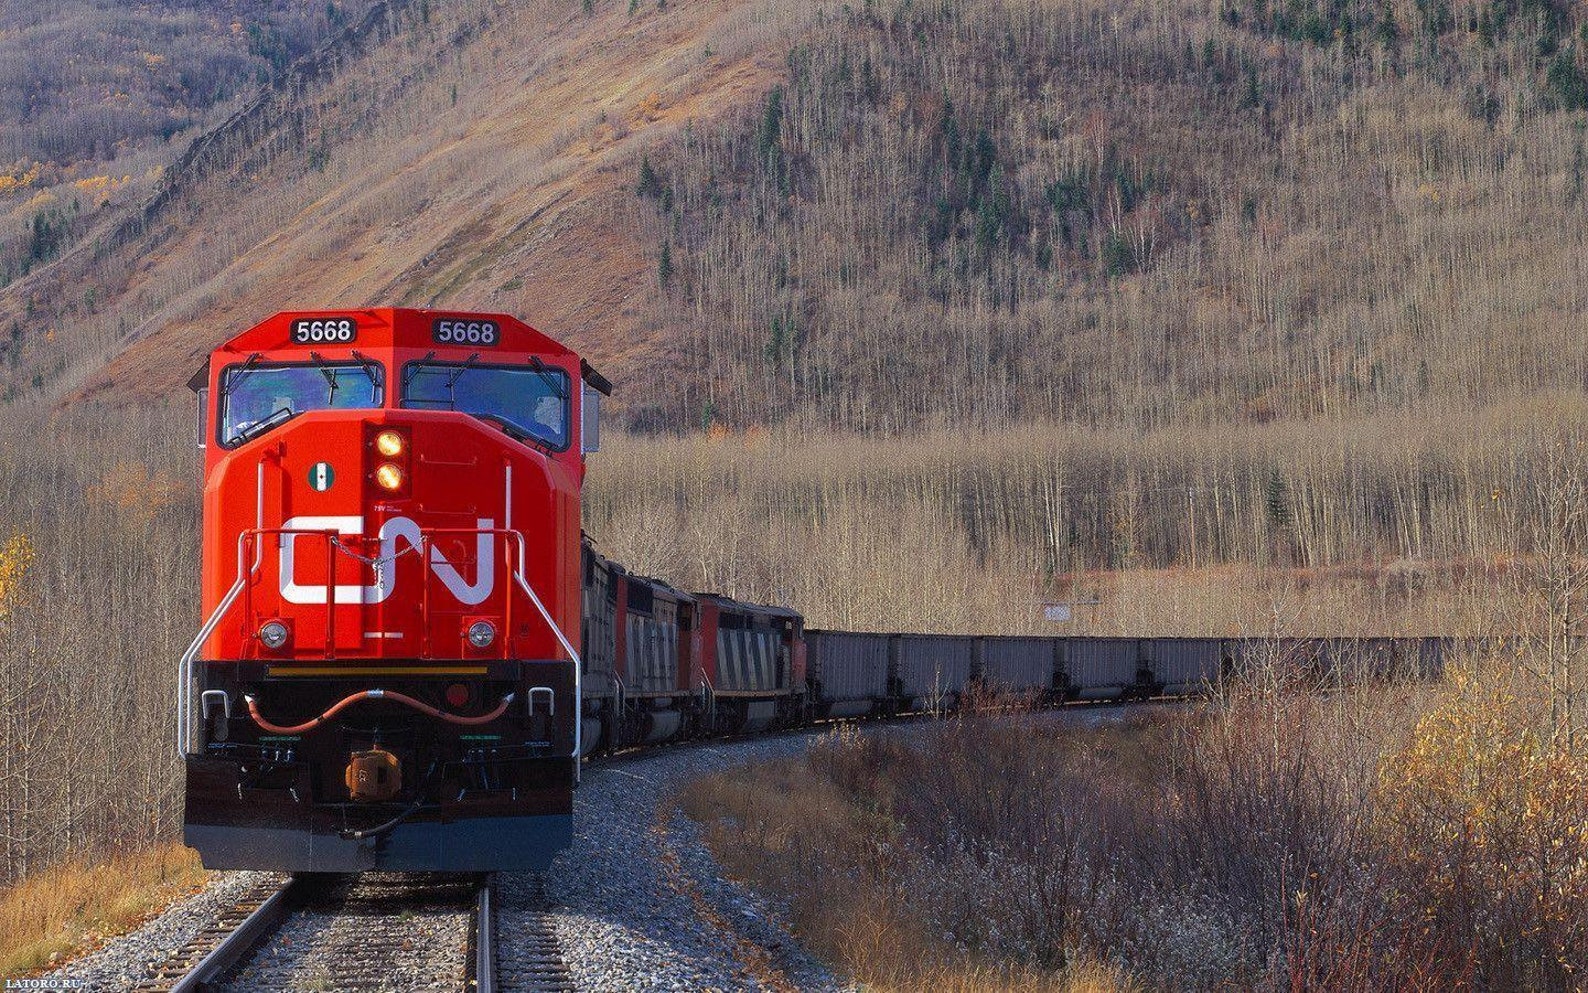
[[177, 531, 256, 758], [510, 542, 583, 767], [179, 516, 584, 768], [179, 462, 268, 758], [502, 461, 583, 769]]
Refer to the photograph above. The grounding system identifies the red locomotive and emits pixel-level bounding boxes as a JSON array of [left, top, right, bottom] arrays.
[[181, 308, 603, 871]]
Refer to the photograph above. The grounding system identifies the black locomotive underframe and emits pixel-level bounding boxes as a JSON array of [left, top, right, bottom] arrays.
[[184, 659, 577, 872]]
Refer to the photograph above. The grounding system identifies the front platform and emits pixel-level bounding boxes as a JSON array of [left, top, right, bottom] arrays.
[[185, 812, 573, 871], [184, 752, 576, 871]]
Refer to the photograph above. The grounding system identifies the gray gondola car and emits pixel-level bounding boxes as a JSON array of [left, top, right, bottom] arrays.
[[1412, 637, 1447, 681], [1144, 638, 1223, 696], [1062, 637, 1141, 700], [1322, 637, 1396, 682], [978, 636, 1061, 699], [806, 630, 892, 718], [894, 634, 975, 711]]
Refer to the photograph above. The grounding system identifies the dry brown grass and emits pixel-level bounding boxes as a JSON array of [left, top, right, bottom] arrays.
[[0, 842, 203, 976], [679, 724, 1148, 993]]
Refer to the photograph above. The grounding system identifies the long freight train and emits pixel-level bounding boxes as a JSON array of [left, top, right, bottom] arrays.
[[179, 308, 1446, 874]]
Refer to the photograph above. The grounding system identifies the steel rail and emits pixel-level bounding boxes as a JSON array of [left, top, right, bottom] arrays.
[[135, 874, 303, 993], [472, 875, 497, 993]]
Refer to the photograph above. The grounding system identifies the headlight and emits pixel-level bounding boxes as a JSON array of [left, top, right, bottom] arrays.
[[259, 620, 290, 649], [374, 430, 405, 457], [373, 463, 405, 491], [467, 620, 496, 649]]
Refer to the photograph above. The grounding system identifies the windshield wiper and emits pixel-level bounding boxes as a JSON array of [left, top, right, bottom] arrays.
[[479, 413, 553, 454], [402, 351, 437, 392], [222, 353, 264, 398], [528, 356, 567, 399], [446, 353, 481, 390], [227, 406, 293, 447], [351, 351, 382, 393], [308, 351, 339, 400]]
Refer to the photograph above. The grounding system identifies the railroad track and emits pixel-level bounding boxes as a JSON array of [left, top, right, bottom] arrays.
[[133, 870, 521, 993]]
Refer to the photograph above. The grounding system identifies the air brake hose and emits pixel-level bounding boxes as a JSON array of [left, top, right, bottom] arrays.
[[243, 689, 515, 735], [339, 800, 427, 841]]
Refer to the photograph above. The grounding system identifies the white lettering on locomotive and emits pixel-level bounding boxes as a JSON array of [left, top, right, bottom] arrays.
[[277, 515, 496, 606]]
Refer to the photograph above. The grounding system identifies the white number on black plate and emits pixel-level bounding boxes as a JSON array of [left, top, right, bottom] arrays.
[[291, 317, 357, 344], [432, 319, 499, 346]]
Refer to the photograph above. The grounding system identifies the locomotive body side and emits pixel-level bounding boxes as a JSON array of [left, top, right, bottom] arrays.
[[694, 594, 805, 733], [181, 308, 596, 872], [616, 572, 694, 745]]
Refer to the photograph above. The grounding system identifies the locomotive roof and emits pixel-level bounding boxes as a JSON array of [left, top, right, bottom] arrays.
[[189, 307, 611, 394], [694, 592, 802, 619], [624, 571, 694, 602]]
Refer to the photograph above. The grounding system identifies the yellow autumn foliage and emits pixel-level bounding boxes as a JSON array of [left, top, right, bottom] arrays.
[[0, 532, 34, 620], [0, 162, 40, 195], [1375, 669, 1588, 980], [71, 175, 126, 207]]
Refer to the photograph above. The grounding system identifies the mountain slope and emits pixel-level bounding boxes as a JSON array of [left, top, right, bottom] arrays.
[[0, 0, 804, 406], [4, 0, 1588, 432]]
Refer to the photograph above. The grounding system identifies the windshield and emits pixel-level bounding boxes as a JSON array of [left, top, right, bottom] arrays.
[[219, 362, 384, 447], [401, 361, 570, 449]]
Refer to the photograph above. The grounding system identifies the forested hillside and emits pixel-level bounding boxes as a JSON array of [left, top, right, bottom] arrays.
[[0, 0, 813, 407], [1, 0, 1586, 430], [635, 0, 1588, 430], [0, 1, 366, 290]]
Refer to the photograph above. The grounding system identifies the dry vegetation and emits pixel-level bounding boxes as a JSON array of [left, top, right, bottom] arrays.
[[0, 0, 820, 405], [0, 843, 202, 976], [0, 1, 362, 290], [0, 400, 198, 888], [586, 414, 1588, 636], [683, 657, 1588, 990], [0, 1, 356, 166]]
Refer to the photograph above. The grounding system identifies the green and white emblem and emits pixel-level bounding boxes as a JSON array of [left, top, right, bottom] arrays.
[[308, 462, 336, 492]]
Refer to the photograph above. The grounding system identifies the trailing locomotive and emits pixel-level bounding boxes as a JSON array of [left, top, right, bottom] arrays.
[[179, 307, 1449, 876]]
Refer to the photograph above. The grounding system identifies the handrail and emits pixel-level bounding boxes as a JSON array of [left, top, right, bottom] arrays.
[[179, 460, 268, 759], [177, 532, 252, 758], [510, 552, 582, 765], [612, 674, 625, 752], [505, 462, 583, 772], [699, 670, 716, 728]]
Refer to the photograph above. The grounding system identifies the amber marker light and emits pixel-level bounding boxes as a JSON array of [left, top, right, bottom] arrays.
[[374, 429, 405, 457], [374, 463, 405, 491]]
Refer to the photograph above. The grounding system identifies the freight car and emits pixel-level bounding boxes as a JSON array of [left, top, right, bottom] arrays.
[[177, 307, 1452, 877]]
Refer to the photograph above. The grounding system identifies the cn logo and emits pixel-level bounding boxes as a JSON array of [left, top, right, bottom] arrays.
[[278, 516, 495, 606]]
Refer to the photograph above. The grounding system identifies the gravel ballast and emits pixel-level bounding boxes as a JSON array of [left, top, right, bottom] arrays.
[[502, 732, 856, 993], [40, 731, 851, 993], [42, 870, 276, 992]]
